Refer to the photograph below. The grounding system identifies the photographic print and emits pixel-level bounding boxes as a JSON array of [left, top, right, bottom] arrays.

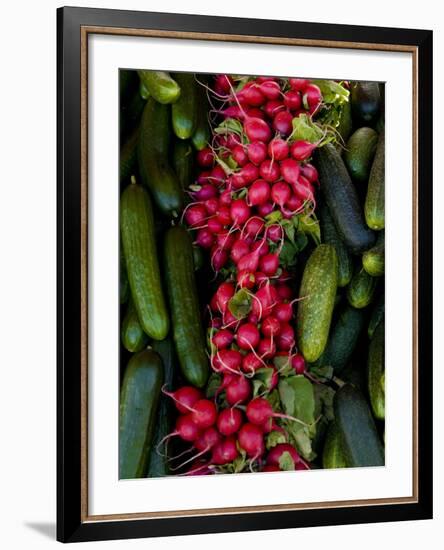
[[119, 70, 386, 479]]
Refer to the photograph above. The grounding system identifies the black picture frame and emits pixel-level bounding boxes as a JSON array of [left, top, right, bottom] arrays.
[[57, 6, 433, 543]]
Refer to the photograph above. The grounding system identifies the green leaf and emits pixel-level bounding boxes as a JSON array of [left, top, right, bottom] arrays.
[[293, 429, 316, 461], [313, 383, 336, 422], [290, 114, 324, 144], [309, 364, 334, 383], [294, 231, 308, 252], [254, 367, 275, 393], [205, 372, 222, 398], [214, 117, 244, 136], [266, 430, 287, 450], [283, 221, 296, 246], [312, 80, 349, 105], [279, 451, 295, 471], [265, 210, 283, 224], [279, 241, 298, 268], [273, 354, 293, 377], [278, 375, 316, 427], [228, 289, 252, 320], [298, 213, 321, 245]]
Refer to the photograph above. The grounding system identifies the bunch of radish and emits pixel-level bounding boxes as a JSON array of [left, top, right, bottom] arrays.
[[169, 75, 324, 474]]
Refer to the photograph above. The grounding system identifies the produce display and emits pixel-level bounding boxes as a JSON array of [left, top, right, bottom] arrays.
[[119, 70, 385, 478]]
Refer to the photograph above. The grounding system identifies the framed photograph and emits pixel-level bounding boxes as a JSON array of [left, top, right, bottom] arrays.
[[57, 6, 433, 543]]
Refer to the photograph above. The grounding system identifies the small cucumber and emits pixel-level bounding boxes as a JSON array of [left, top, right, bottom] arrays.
[[164, 226, 209, 388], [120, 125, 139, 183], [322, 421, 349, 469], [119, 349, 163, 479], [296, 244, 338, 363], [137, 70, 181, 104], [365, 132, 385, 230], [368, 291, 385, 339], [320, 201, 353, 287], [172, 73, 198, 140], [351, 81, 381, 125], [347, 266, 378, 309], [138, 98, 184, 217], [192, 80, 211, 151], [334, 384, 384, 467], [363, 230, 384, 277], [368, 321, 385, 420], [316, 144, 375, 254], [121, 298, 149, 353], [344, 127, 378, 183], [120, 179, 169, 340], [172, 139, 195, 190]]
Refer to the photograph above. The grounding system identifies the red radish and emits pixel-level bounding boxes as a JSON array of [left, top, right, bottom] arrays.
[[246, 107, 266, 120], [248, 312, 260, 324], [219, 189, 233, 206], [276, 284, 293, 300], [264, 100, 285, 118], [247, 141, 267, 165], [238, 423, 264, 458], [212, 328, 234, 349], [207, 216, 223, 234], [196, 171, 211, 185], [259, 253, 279, 276], [193, 184, 217, 201], [269, 368, 279, 390], [271, 181, 291, 207], [239, 84, 265, 107], [237, 270, 256, 289], [292, 180, 314, 202], [237, 323, 261, 350], [266, 224, 284, 243], [195, 228, 214, 249], [232, 145, 248, 167], [230, 172, 246, 190], [220, 105, 244, 119], [211, 436, 239, 465], [266, 443, 300, 467], [225, 375, 251, 405], [260, 159, 281, 182], [211, 317, 222, 329], [289, 78, 309, 92], [213, 349, 242, 373], [284, 90, 302, 111], [231, 238, 250, 263], [290, 140, 317, 161], [291, 353, 306, 374], [273, 302, 293, 323], [215, 281, 235, 313], [211, 247, 228, 271], [240, 163, 260, 184], [185, 460, 214, 476], [216, 230, 236, 251], [204, 198, 219, 216], [217, 408, 243, 436], [303, 83, 322, 113], [248, 179, 271, 206], [174, 414, 201, 442], [244, 117, 272, 143], [185, 204, 207, 227], [257, 202, 274, 217], [254, 271, 269, 287], [242, 217, 265, 239], [190, 399, 217, 429], [261, 315, 281, 337], [268, 138, 289, 161], [217, 206, 232, 225], [242, 352, 263, 374], [222, 308, 238, 328], [230, 199, 251, 226], [258, 337, 276, 359], [280, 158, 301, 185], [250, 239, 269, 257], [210, 165, 226, 186], [197, 147, 214, 168], [237, 249, 261, 272], [273, 110, 293, 136], [260, 80, 281, 100], [194, 426, 222, 452], [247, 399, 302, 432], [285, 194, 303, 213], [300, 163, 318, 183], [215, 74, 234, 95], [262, 464, 280, 472], [276, 323, 295, 351], [163, 386, 202, 414], [252, 285, 278, 319]]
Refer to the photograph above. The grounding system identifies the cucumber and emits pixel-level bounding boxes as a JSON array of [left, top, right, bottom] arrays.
[[120, 89, 145, 138], [316, 144, 375, 254], [172, 139, 195, 190], [164, 226, 209, 388], [363, 230, 384, 277], [344, 127, 378, 183], [296, 244, 338, 363], [347, 266, 378, 309], [120, 179, 169, 340], [147, 337, 176, 477], [121, 298, 149, 353], [336, 99, 353, 146], [320, 201, 353, 287], [368, 291, 384, 339], [334, 384, 384, 467], [311, 304, 365, 374], [138, 97, 184, 217], [120, 248, 129, 305], [139, 80, 150, 100], [119, 349, 164, 479], [137, 70, 181, 104], [120, 125, 139, 183], [350, 81, 381, 125], [192, 245, 204, 271], [172, 73, 198, 140], [365, 132, 385, 230], [322, 421, 349, 469], [368, 321, 385, 420], [192, 80, 211, 151]]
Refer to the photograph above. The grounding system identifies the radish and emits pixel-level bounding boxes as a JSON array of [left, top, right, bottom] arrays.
[[261, 315, 281, 337], [211, 436, 239, 465], [211, 247, 228, 271], [285, 194, 303, 213], [246, 398, 305, 430], [291, 353, 306, 374], [268, 138, 289, 161], [230, 238, 250, 263], [280, 158, 301, 185], [276, 284, 293, 300], [217, 206, 232, 225], [239, 84, 265, 107], [207, 216, 223, 234], [240, 163, 260, 184], [232, 145, 248, 167], [238, 423, 264, 458], [220, 105, 244, 119], [237, 249, 261, 273], [163, 385, 202, 414], [242, 352, 264, 374], [204, 198, 219, 216], [244, 117, 272, 143], [273, 110, 293, 136], [290, 140, 317, 161], [258, 336, 276, 359], [247, 141, 267, 165], [193, 184, 217, 201], [195, 228, 214, 249], [197, 147, 214, 168], [215, 229, 236, 251], [212, 328, 234, 349], [242, 217, 265, 239], [264, 99, 285, 118], [170, 414, 201, 442], [257, 202, 274, 217], [185, 204, 207, 228], [225, 375, 251, 405], [215, 281, 235, 313], [259, 159, 281, 182], [262, 464, 280, 472], [289, 78, 309, 92], [260, 80, 281, 100], [251, 285, 278, 319], [237, 323, 261, 350], [254, 271, 269, 287], [219, 189, 233, 206], [246, 107, 266, 120], [210, 165, 227, 186], [196, 171, 211, 185], [300, 163, 318, 183], [237, 269, 256, 289], [266, 443, 301, 469], [217, 407, 243, 436], [303, 83, 322, 113], [194, 426, 222, 453], [284, 90, 302, 111], [248, 179, 271, 206], [259, 253, 279, 276], [273, 302, 293, 323], [215, 74, 234, 95], [271, 181, 291, 208], [190, 399, 217, 429], [213, 349, 242, 373], [276, 323, 295, 351], [231, 172, 246, 190], [250, 239, 269, 257], [230, 199, 251, 226], [266, 224, 284, 243]]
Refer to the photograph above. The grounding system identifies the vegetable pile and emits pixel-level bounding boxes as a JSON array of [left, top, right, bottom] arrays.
[[119, 69, 386, 479]]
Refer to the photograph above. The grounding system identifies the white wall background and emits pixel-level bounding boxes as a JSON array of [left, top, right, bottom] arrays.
[[0, 0, 440, 547]]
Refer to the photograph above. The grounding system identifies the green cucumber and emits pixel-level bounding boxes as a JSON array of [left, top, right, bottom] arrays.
[[172, 73, 198, 140], [119, 349, 163, 479], [363, 230, 384, 276], [120, 248, 129, 305], [120, 125, 139, 183], [121, 298, 149, 353], [296, 244, 338, 363], [120, 179, 169, 340], [365, 132, 385, 230], [336, 99, 353, 146], [138, 97, 184, 217], [192, 245, 204, 271], [334, 384, 384, 467], [323, 421, 349, 469], [192, 80, 210, 151], [137, 70, 181, 104], [368, 321, 385, 420], [120, 88, 145, 138], [368, 292, 385, 339], [147, 337, 176, 477], [139, 80, 150, 100], [311, 304, 365, 374], [347, 266, 378, 309], [344, 127, 378, 183], [172, 139, 194, 190], [316, 144, 375, 254], [351, 81, 381, 125], [320, 201, 353, 287], [164, 226, 209, 387]]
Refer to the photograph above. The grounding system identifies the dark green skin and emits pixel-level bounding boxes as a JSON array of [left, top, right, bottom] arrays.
[[311, 304, 365, 374], [296, 244, 339, 363], [320, 201, 353, 287], [363, 230, 384, 277], [119, 349, 164, 479], [368, 322, 385, 420], [120, 88, 145, 138], [344, 127, 378, 183], [120, 125, 139, 183], [120, 248, 129, 305], [336, 99, 353, 146], [351, 81, 381, 125], [138, 98, 184, 217], [192, 80, 211, 151], [172, 73, 198, 140], [121, 299, 149, 353], [137, 70, 181, 104], [172, 139, 195, 190], [365, 133, 385, 230], [147, 338, 176, 477], [347, 266, 378, 309], [368, 291, 385, 339], [334, 384, 384, 467], [164, 226, 209, 388], [322, 421, 349, 469], [120, 181, 169, 340], [316, 145, 375, 254]]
